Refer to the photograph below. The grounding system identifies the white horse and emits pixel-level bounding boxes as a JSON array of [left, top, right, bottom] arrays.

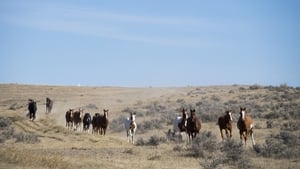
[[124, 112, 137, 144], [173, 108, 188, 142]]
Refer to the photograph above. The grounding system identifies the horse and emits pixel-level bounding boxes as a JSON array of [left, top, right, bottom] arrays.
[[124, 112, 137, 144], [28, 99, 37, 121], [83, 113, 92, 133], [73, 108, 84, 131], [99, 109, 109, 135], [65, 109, 74, 130], [46, 97, 53, 113], [92, 113, 101, 134], [186, 109, 201, 143], [237, 107, 255, 146], [218, 110, 233, 140], [173, 108, 188, 141]]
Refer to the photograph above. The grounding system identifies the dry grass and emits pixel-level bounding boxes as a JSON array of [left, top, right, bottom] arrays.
[[0, 84, 299, 169]]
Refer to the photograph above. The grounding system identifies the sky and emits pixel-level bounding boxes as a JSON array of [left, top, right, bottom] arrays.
[[0, 0, 299, 87]]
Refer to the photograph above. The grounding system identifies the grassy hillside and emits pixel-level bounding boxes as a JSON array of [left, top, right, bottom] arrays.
[[0, 84, 299, 169]]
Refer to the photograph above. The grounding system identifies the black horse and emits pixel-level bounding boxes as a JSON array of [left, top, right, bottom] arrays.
[[83, 113, 92, 132], [28, 99, 37, 121]]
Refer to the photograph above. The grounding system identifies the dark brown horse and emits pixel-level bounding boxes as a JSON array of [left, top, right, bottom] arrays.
[[218, 110, 233, 140], [237, 107, 255, 146], [92, 113, 101, 134], [99, 109, 109, 135], [186, 109, 201, 143], [65, 109, 74, 130]]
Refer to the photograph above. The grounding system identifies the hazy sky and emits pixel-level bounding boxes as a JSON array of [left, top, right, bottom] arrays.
[[1, 0, 299, 87]]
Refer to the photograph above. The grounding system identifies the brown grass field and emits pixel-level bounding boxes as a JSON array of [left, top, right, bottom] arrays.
[[0, 84, 299, 169]]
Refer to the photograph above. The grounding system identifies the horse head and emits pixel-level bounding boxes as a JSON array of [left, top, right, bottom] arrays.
[[181, 108, 188, 119], [190, 109, 196, 120], [240, 107, 246, 121], [225, 110, 233, 121], [130, 112, 136, 122], [103, 109, 109, 118]]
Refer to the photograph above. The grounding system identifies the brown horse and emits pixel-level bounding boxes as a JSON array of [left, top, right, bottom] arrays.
[[92, 113, 101, 134], [46, 97, 53, 113], [237, 107, 255, 146], [218, 110, 233, 140], [65, 109, 74, 130], [186, 109, 201, 143], [99, 109, 109, 135]]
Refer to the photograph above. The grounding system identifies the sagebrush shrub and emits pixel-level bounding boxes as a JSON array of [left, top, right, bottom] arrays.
[[0, 117, 15, 143], [191, 131, 218, 158], [14, 132, 40, 144], [259, 131, 300, 158], [148, 135, 160, 146]]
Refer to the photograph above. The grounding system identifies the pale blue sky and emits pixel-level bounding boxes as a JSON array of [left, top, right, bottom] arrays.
[[0, 0, 299, 87]]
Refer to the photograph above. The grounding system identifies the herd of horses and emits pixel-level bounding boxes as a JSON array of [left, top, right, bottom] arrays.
[[64, 108, 137, 144], [65, 108, 110, 135], [173, 107, 255, 146], [28, 98, 255, 146]]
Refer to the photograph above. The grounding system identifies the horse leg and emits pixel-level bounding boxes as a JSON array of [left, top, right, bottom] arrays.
[[131, 129, 135, 144], [220, 128, 224, 140], [229, 128, 232, 139], [225, 128, 229, 139], [187, 132, 191, 144], [184, 132, 189, 144], [250, 129, 256, 146], [126, 130, 130, 143], [192, 132, 196, 139], [131, 134, 134, 144], [244, 131, 248, 146], [239, 130, 244, 144]]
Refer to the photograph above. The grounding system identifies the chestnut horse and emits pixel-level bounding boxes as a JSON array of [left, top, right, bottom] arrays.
[[186, 109, 201, 143], [124, 112, 137, 144], [218, 110, 233, 140], [237, 107, 255, 146]]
